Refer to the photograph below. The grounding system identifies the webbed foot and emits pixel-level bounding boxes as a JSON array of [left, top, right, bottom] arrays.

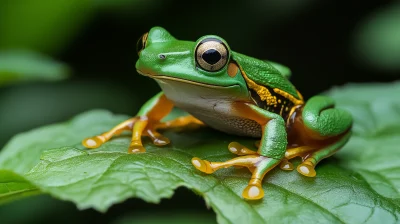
[[83, 115, 203, 153], [282, 132, 352, 177], [83, 118, 137, 149], [191, 143, 281, 200]]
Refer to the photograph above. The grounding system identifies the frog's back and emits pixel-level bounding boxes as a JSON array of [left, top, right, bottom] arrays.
[[232, 52, 304, 121], [232, 52, 300, 98]]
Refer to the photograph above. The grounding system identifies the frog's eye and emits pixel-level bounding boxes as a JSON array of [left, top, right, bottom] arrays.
[[136, 32, 149, 56], [195, 38, 229, 72]]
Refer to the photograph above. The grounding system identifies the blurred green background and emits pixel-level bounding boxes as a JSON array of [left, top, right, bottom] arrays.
[[0, 0, 399, 223]]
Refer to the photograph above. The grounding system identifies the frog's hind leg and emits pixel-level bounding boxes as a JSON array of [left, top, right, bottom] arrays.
[[279, 146, 314, 171], [297, 95, 352, 177], [302, 95, 352, 139], [297, 131, 351, 177], [191, 155, 280, 200]]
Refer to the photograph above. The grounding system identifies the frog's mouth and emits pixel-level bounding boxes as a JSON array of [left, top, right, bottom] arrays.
[[137, 69, 237, 89]]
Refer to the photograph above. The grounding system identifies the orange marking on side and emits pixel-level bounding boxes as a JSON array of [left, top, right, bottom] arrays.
[[227, 62, 239, 77]]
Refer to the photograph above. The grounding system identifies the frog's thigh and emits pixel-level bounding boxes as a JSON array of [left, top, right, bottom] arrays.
[[297, 96, 353, 177], [302, 95, 352, 137]]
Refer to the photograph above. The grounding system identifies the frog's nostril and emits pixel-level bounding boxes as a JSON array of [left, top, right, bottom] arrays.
[[158, 54, 166, 60]]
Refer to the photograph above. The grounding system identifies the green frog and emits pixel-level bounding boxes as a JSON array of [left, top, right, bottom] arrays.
[[82, 27, 352, 200]]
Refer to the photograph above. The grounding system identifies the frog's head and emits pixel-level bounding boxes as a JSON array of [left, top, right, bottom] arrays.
[[135, 27, 249, 99]]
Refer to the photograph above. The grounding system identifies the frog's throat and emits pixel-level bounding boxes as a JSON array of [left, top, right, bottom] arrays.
[[137, 69, 238, 89]]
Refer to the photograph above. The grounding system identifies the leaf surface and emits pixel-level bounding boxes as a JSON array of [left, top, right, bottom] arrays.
[[1, 83, 400, 223], [0, 51, 69, 86], [0, 170, 39, 204]]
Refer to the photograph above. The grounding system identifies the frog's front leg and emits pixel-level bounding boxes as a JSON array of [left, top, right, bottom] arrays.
[[191, 103, 286, 200], [82, 92, 203, 153]]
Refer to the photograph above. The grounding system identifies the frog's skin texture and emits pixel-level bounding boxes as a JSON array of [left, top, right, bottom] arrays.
[[82, 27, 352, 200]]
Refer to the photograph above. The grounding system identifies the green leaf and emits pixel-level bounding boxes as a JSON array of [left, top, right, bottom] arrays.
[[1, 83, 400, 223], [0, 170, 40, 204], [0, 110, 128, 174], [114, 212, 217, 224], [0, 50, 69, 86]]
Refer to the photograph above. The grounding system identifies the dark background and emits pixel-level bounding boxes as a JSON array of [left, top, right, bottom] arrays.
[[0, 0, 399, 223]]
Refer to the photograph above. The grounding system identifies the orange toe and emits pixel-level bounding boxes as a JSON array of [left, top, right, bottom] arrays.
[[191, 157, 213, 174], [82, 136, 105, 149]]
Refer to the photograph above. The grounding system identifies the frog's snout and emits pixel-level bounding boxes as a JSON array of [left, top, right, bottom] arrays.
[[135, 49, 166, 73]]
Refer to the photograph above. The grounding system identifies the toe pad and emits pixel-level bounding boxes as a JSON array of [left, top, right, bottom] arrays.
[[191, 157, 213, 174], [280, 160, 294, 171], [128, 145, 146, 154], [82, 136, 104, 149], [297, 164, 316, 177], [242, 185, 264, 200]]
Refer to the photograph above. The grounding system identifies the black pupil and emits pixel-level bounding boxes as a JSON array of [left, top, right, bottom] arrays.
[[202, 49, 221, 65]]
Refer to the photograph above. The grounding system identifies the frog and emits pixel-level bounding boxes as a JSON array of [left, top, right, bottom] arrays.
[[82, 27, 352, 200]]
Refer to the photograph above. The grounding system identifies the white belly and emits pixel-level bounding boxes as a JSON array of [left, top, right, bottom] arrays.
[[155, 78, 262, 138]]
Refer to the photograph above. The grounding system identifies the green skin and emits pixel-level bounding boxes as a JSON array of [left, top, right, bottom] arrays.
[[135, 27, 352, 186]]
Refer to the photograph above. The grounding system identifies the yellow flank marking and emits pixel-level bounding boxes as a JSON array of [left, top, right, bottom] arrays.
[[273, 88, 304, 105], [280, 105, 284, 115], [278, 99, 281, 103], [285, 107, 289, 111], [239, 67, 277, 106], [296, 90, 304, 101]]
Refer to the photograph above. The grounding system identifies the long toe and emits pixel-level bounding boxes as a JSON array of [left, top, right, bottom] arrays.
[[191, 157, 213, 174], [297, 163, 316, 177], [242, 185, 264, 200], [82, 136, 104, 149]]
